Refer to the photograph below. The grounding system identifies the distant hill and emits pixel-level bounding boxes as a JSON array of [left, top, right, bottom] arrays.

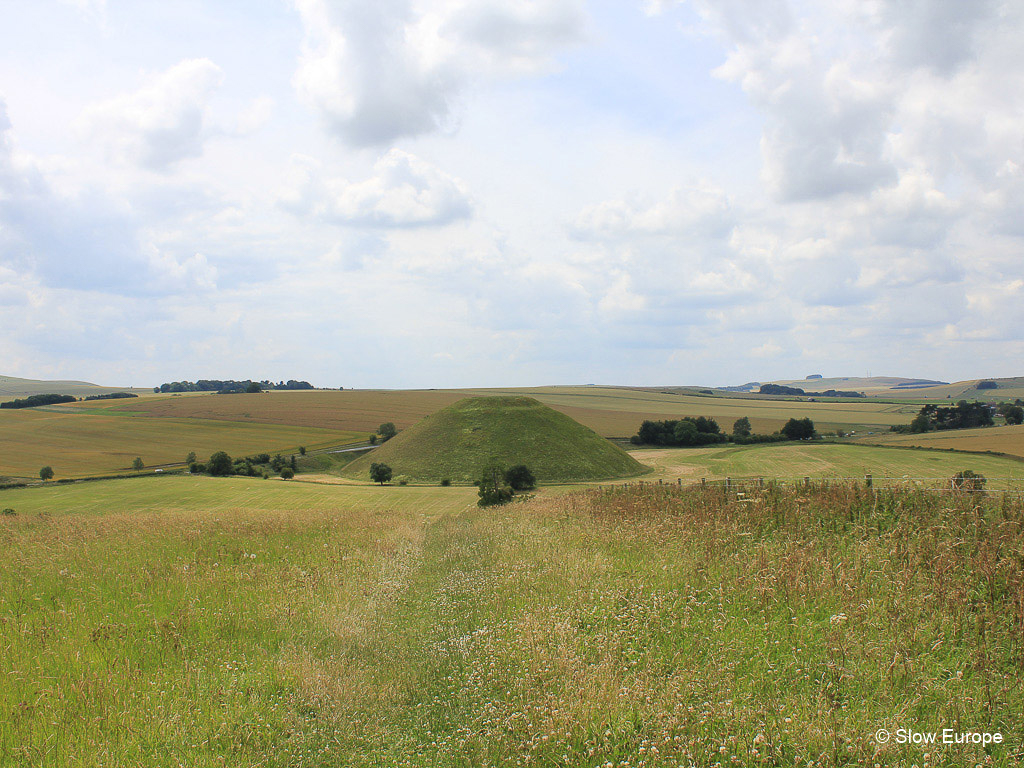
[[0, 374, 147, 402], [342, 395, 648, 483]]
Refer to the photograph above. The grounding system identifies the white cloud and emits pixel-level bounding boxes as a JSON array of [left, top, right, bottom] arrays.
[[283, 149, 472, 228], [77, 58, 224, 171], [292, 0, 586, 146], [573, 183, 733, 239]]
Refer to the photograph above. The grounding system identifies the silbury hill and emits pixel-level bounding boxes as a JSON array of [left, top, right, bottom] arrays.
[[343, 396, 648, 484]]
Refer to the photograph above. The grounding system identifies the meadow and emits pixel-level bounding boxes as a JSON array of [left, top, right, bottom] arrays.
[[630, 442, 1024, 489], [1, 476, 1021, 767]]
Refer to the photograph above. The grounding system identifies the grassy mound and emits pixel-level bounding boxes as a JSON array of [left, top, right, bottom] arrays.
[[342, 395, 647, 483]]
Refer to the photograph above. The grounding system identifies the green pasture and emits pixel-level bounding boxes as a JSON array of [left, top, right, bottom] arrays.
[[2, 476, 1021, 766], [629, 442, 1024, 488]]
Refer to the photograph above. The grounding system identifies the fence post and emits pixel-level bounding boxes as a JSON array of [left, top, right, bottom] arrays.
[[804, 476, 811, 488], [677, 477, 682, 486], [865, 473, 872, 489], [726, 477, 732, 494], [758, 476, 765, 490], [701, 477, 706, 488]]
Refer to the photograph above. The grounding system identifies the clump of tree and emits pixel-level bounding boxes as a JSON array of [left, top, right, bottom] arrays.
[[474, 462, 537, 506], [83, 392, 138, 401], [370, 462, 393, 485], [895, 401, 995, 433], [477, 463, 513, 507], [732, 417, 752, 438], [630, 417, 726, 446], [781, 417, 816, 440], [757, 383, 862, 398], [998, 402, 1023, 425], [377, 423, 398, 442], [155, 379, 314, 394], [759, 384, 805, 396], [2, 394, 77, 409], [977, 380, 998, 390], [811, 389, 865, 398]]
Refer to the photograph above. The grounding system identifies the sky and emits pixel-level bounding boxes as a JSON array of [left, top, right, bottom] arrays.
[[1, 0, 1022, 389]]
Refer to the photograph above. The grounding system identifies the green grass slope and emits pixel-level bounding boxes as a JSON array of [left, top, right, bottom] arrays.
[[342, 395, 648, 483]]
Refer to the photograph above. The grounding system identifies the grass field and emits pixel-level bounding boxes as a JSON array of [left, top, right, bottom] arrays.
[[114, 386, 919, 438], [630, 442, 1024, 488], [0, 409, 364, 479], [858, 424, 1024, 459], [2, 476, 1021, 767]]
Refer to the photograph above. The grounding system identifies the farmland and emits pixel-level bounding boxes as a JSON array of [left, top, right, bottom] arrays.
[[858, 424, 1024, 460], [2, 476, 1021, 767], [0, 408, 363, 479], [112, 386, 916, 437]]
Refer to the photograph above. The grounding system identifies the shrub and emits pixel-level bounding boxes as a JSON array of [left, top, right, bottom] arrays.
[[951, 470, 986, 493], [504, 464, 536, 491], [478, 483, 513, 507], [280, 468, 295, 479], [440, 478, 452, 487], [2, 508, 15, 516], [189, 463, 205, 474], [395, 475, 410, 486]]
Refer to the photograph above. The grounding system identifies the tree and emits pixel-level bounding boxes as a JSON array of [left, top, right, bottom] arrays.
[[208, 451, 233, 476], [673, 420, 700, 445], [39, 466, 54, 481], [378, 422, 397, 442], [1005, 406, 1024, 426], [299, 445, 306, 456], [132, 457, 144, 471], [782, 417, 815, 440], [185, 451, 197, 465], [369, 434, 378, 445], [280, 467, 295, 480], [369, 462, 393, 485], [732, 417, 752, 438], [245, 382, 262, 393], [504, 465, 536, 491], [290, 455, 297, 471]]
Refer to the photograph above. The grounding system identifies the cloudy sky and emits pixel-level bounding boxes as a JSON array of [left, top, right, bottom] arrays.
[[1, 0, 1022, 388]]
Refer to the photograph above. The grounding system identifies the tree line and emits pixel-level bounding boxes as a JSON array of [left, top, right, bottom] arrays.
[[630, 415, 816, 447], [154, 379, 315, 394], [895, 400, 1022, 433]]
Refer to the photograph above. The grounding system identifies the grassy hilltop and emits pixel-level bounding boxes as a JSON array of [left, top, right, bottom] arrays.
[[343, 395, 647, 483]]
